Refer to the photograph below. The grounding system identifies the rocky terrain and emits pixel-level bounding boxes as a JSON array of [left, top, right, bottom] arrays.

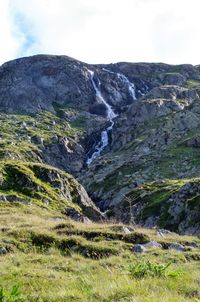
[[0, 54, 200, 235], [0, 54, 200, 302]]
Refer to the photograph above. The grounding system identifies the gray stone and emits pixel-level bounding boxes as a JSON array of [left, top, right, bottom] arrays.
[[168, 243, 185, 251], [157, 229, 173, 237], [122, 226, 132, 234], [64, 207, 91, 223], [184, 242, 199, 248], [0, 247, 8, 255], [143, 241, 162, 249], [132, 244, 146, 253]]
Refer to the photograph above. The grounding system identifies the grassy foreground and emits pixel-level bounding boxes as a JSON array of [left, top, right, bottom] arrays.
[[0, 202, 200, 302]]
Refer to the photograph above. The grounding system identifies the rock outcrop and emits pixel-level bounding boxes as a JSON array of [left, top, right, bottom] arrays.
[[0, 160, 102, 220]]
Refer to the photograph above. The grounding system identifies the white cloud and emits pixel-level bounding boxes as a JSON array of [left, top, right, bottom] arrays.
[[0, 0, 200, 65], [0, 0, 24, 64]]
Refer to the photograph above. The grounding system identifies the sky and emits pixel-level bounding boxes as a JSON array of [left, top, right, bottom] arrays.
[[0, 0, 200, 65]]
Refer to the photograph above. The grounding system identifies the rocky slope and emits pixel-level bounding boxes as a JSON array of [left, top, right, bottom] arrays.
[[0, 54, 200, 234], [0, 160, 102, 221]]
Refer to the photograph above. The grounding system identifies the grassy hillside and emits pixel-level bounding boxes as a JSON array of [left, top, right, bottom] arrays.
[[0, 202, 200, 302]]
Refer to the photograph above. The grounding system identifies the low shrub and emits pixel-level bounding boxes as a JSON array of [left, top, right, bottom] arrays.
[[128, 261, 181, 279], [0, 285, 23, 302]]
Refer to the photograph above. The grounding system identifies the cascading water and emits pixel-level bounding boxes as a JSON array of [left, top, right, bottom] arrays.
[[116, 73, 136, 100], [138, 80, 149, 96], [86, 69, 117, 165], [102, 68, 137, 101]]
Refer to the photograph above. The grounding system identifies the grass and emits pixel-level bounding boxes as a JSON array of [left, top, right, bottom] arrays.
[[83, 103, 200, 225], [119, 178, 200, 230], [0, 159, 102, 221], [0, 285, 23, 302], [185, 79, 200, 90], [0, 160, 72, 209], [0, 111, 87, 163], [1, 78, 200, 300], [127, 261, 179, 279], [0, 202, 200, 301]]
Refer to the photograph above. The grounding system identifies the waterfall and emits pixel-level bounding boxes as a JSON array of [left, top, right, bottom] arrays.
[[102, 68, 137, 101], [86, 69, 117, 165], [138, 80, 149, 96], [116, 73, 136, 100]]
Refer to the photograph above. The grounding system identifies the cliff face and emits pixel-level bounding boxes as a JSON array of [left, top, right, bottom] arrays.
[[0, 54, 200, 233], [0, 55, 141, 115]]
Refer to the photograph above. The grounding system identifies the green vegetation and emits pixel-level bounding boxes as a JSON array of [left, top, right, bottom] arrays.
[[185, 79, 200, 89], [0, 160, 85, 214], [0, 203, 200, 301], [164, 72, 181, 76], [128, 261, 179, 279], [0, 110, 89, 162], [125, 179, 183, 216], [1, 63, 200, 301], [121, 177, 200, 231], [0, 285, 23, 302], [70, 115, 87, 129]]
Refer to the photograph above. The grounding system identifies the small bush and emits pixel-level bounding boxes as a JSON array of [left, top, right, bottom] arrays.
[[0, 285, 23, 302], [128, 261, 181, 279]]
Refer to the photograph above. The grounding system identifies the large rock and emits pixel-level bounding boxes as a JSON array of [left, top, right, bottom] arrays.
[[168, 243, 185, 251]]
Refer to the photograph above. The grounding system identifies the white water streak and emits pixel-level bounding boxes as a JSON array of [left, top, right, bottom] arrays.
[[86, 69, 117, 165], [117, 73, 136, 100], [103, 68, 137, 101]]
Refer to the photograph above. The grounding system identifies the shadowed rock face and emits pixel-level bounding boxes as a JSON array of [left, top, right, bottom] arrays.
[[0, 54, 139, 115], [0, 55, 93, 114], [1, 55, 199, 115], [1, 54, 200, 232]]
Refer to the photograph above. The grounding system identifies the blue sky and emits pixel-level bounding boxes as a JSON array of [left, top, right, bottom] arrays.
[[1, 0, 200, 65]]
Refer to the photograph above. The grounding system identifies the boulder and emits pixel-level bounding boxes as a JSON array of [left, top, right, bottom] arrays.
[[64, 207, 91, 223], [143, 241, 162, 249], [0, 247, 8, 255], [132, 244, 146, 253], [168, 243, 185, 251]]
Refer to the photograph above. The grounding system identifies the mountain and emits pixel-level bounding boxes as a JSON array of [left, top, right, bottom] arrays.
[[1, 55, 200, 302], [0, 54, 200, 235]]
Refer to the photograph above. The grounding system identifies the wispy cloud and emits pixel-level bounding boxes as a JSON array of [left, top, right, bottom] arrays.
[[0, 0, 200, 65], [11, 11, 36, 56], [0, 0, 20, 64]]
